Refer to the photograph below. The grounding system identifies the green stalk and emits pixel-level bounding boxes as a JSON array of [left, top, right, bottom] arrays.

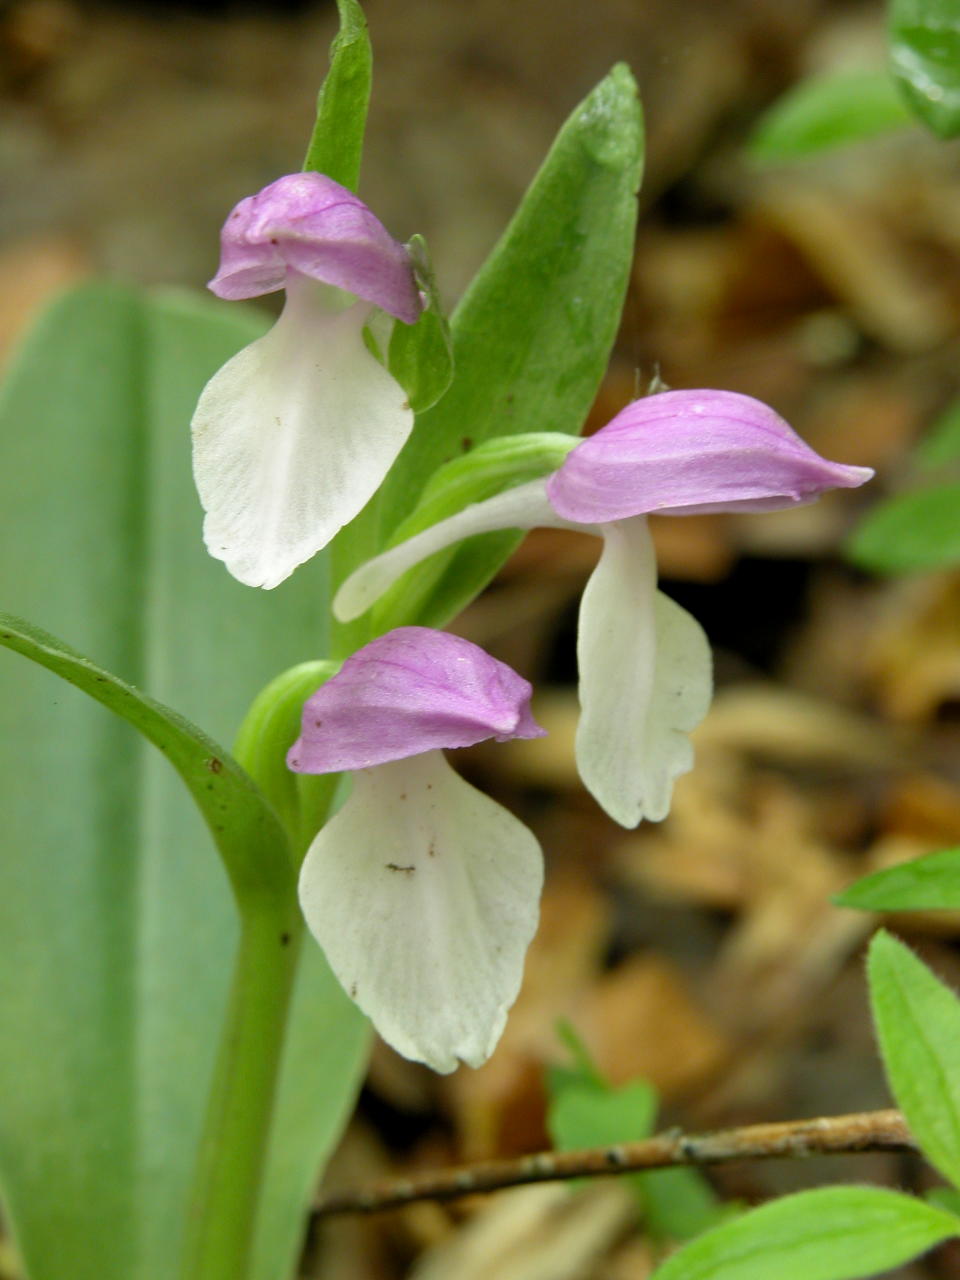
[[179, 894, 303, 1280], [179, 667, 342, 1280]]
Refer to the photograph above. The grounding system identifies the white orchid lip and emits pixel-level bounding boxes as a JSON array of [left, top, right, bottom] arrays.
[[290, 628, 545, 1073], [192, 279, 413, 589], [297, 750, 543, 1073], [192, 173, 424, 589]]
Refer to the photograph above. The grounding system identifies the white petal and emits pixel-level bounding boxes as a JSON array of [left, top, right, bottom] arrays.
[[333, 478, 570, 621], [298, 751, 543, 1072], [575, 516, 713, 827], [191, 281, 413, 588]]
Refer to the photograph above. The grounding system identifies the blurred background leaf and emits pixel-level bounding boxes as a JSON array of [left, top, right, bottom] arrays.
[[749, 70, 913, 162], [890, 0, 960, 138]]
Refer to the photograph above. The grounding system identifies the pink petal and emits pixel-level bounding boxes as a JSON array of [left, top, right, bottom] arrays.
[[546, 389, 873, 523], [208, 172, 422, 323], [288, 627, 545, 774]]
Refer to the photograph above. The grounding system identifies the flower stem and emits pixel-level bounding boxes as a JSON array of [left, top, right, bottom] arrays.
[[179, 894, 302, 1280]]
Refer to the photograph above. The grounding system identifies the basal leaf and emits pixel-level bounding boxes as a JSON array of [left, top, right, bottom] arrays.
[[0, 283, 367, 1280], [0, 613, 290, 900]]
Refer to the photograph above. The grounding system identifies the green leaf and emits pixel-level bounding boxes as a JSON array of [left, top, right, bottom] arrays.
[[548, 1080, 658, 1153], [749, 70, 914, 161], [846, 483, 960, 572], [388, 234, 454, 415], [926, 1185, 960, 1215], [890, 0, 960, 138], [546, 1026, 725, 1242], [0, 283, 367, 1280], [371, 431, 578, 630], [836, 847, 960, 911], [650, 1186, 958, 1280], [915, 397, 960, 468], [869, 930, 960, 1188], [331, 63, 644, 642], [641, 1167, 732, 1241], [302, 0, 372, 189], [0, 613, 291, 901]]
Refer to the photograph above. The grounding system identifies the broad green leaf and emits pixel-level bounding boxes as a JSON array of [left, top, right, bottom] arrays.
[[0, 283, 367, 1280], [330, 63, 644, 645], [388, 234, 454, 416], [651, 1186, 958, 1280], [836, 847, 960, 910], [869, 930, 960, 1188], [846, 483, 960, 572], [0, 613, 291, 901], [890, 0, 960, 138], [372, 432, 577, 630], [302, 0, 371, 189], [915, 397, 960, 468], [749, 70, 913, 161]]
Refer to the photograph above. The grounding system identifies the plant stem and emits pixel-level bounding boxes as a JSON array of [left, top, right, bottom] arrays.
[[180, 895, 302, 1280]]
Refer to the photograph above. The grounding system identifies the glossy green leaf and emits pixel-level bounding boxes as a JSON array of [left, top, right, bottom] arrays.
[[302, 0, 371, 189], [0, 283, 367, 1280], [388, 234, 454, 415], [836, 847, 960, 910], [890, 0, 960, 138], [330, 63, 643, 645], [750, 70, 913, 161], [846, 483, 960, 572], [651, 1186, 958, 1280], [869, 930, 960, 1188], [371, 432, 577, 629]]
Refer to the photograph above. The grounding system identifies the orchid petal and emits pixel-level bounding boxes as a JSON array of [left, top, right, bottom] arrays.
[[333, 478, 571, 621], [210, 173, 421, 322], [547, 389, 874, 524], [192, 279, 413, 589], [288, 627, 544, 773], [575, 517, 712, 827], [298, 751, 543, 1072]]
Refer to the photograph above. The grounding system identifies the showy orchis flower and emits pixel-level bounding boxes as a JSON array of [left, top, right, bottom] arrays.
[[334, 390, 873, 828], [289, 627, 545, 1073], [191, 173, 422, 588]]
